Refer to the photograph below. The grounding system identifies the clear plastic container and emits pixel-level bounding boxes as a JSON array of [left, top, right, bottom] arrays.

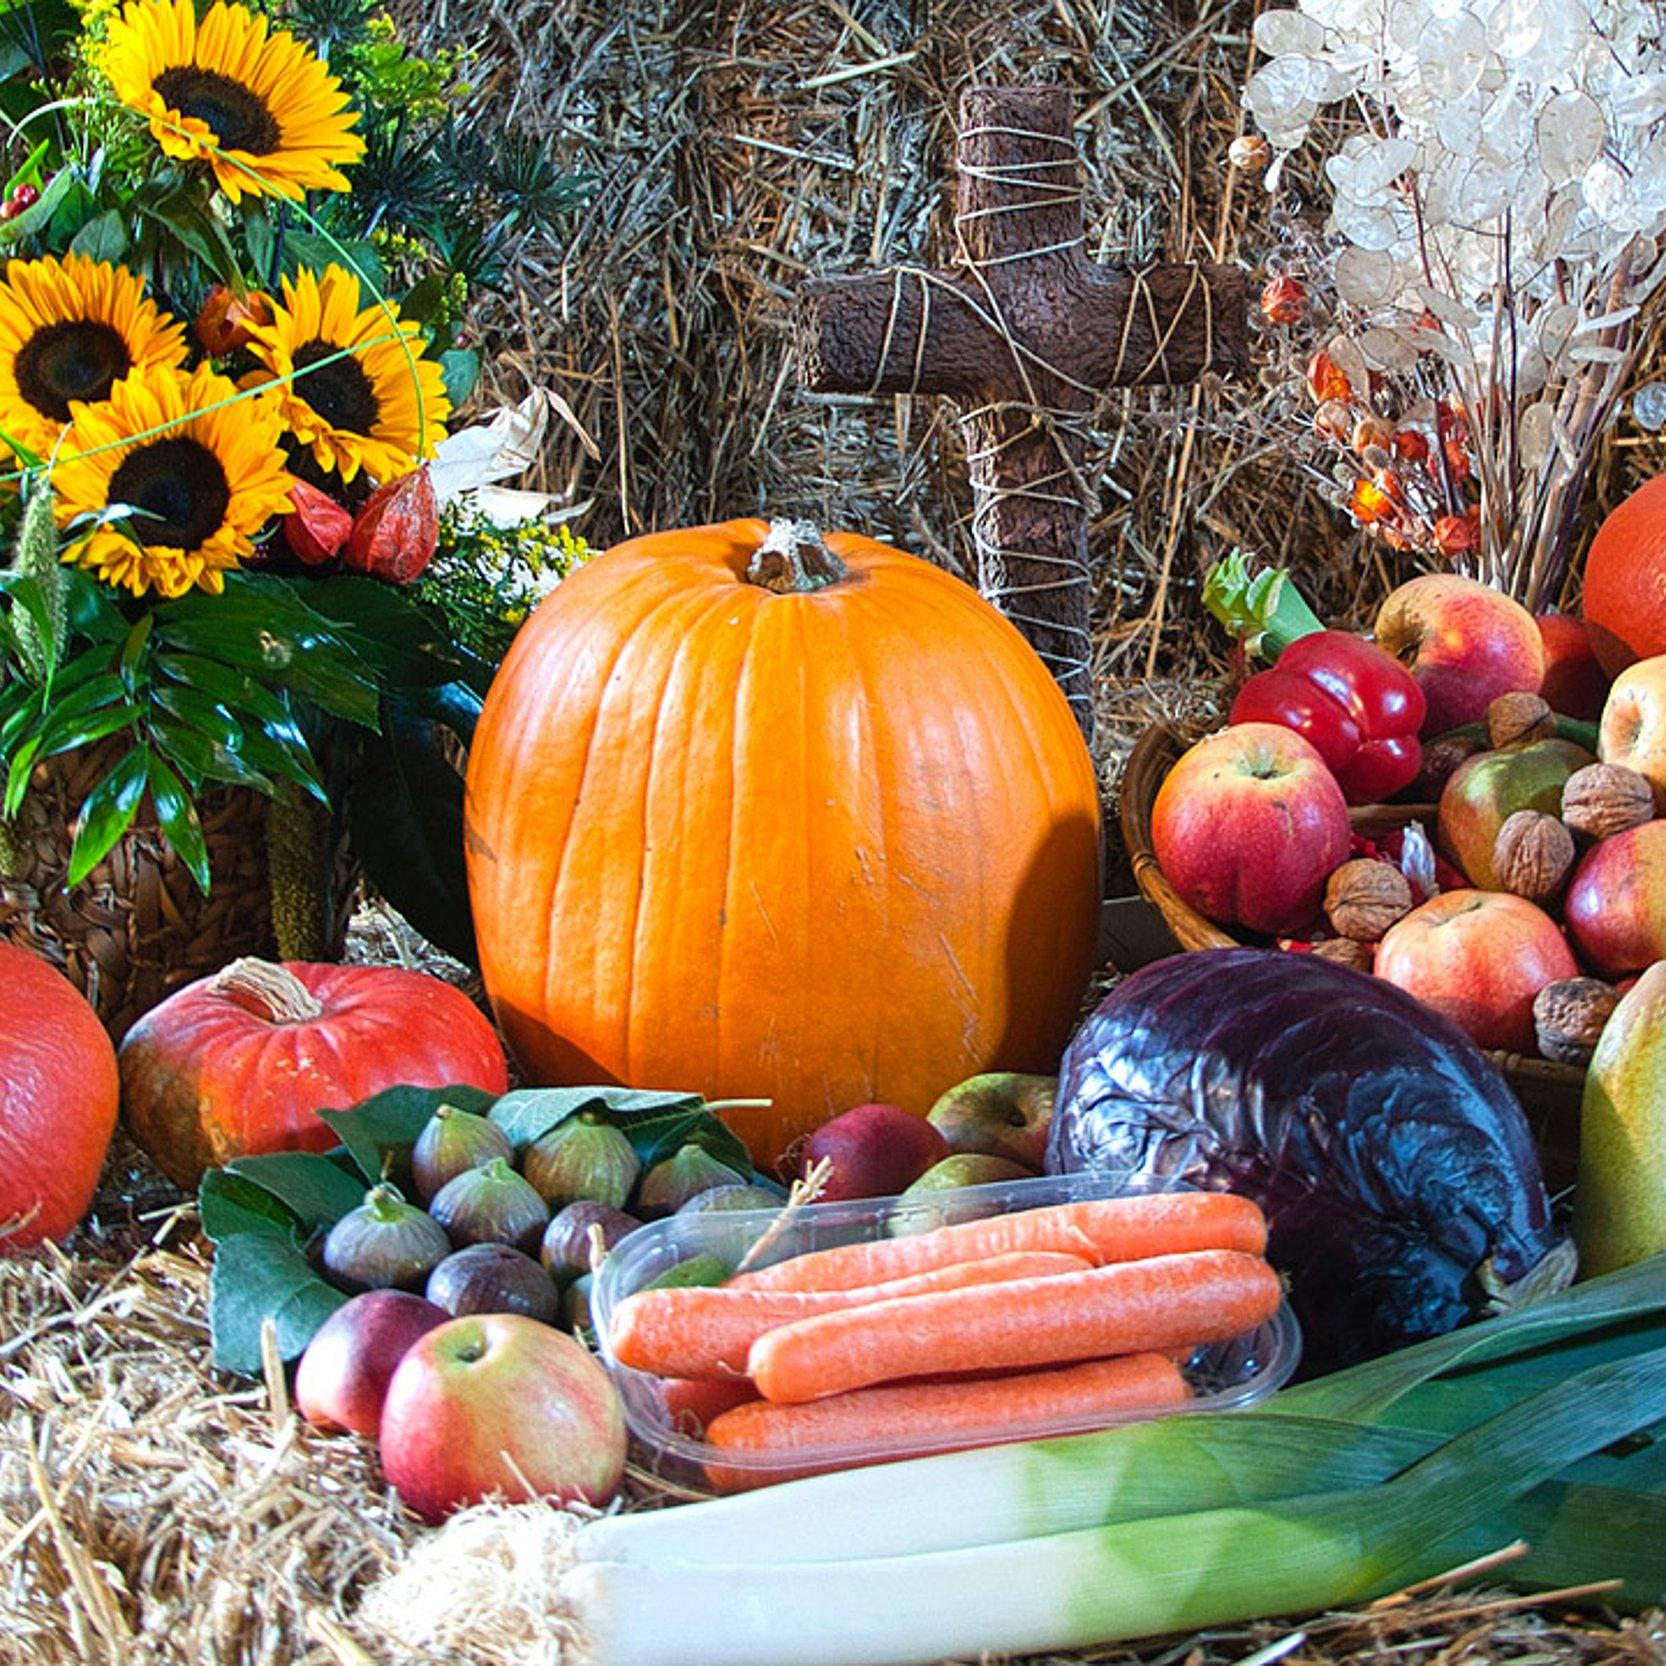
[[591, 1171, 1301, 1492]]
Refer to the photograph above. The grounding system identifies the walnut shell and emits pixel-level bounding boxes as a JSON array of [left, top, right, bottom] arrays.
[[1323, 859, 1414, 942], [1492, 810, 1575, 903], [1487, 692, 1557, 749], [1415, 733, 1485, 798], [1533, 977, 1620, 1065], [1561, 762, 1655, 841], [1309, 937, 1376, 972]]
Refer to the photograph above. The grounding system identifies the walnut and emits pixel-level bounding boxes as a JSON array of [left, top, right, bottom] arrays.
[[1324, 859, 1414, 942], [1415, 732, 1485, 798], [1534, 977, 1621, 1064], [1487, 692, 1557, 749], [1562, 762, 1655, 841], [1492, 810, 1576, 903], [1309, 937, 1376, 972]]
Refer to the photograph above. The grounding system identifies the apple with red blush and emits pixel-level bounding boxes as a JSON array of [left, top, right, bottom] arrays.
[[799, 1102, 951, 1202], [1564, 820, 1666, 977], [295, 1290, 448, 1438], [1537, 612, 1609, 722], [1599, 656, 1666, 811], [1374, 890, 1577, 1052], [1374, 575, 1544, 735], [1152, 723, 1352, 936], [378, 1314, 626, 1524]]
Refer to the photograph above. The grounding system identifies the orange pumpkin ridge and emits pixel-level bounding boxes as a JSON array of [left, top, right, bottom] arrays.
[[465, 517, 1102, 1170]]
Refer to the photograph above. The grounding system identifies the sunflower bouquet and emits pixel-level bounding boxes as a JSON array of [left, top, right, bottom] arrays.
[[0, 0, 582, 973]]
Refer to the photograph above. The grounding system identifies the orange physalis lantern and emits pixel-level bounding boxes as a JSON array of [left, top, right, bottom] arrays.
[[1306, 350, 1352, 404]]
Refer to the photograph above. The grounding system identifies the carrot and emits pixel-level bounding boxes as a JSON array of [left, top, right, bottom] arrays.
[[611, 1250, 1094, 1380], [704, 1354, 1192, 1491], [747, 1248, 1282, 1404], [729, 1193, 1267, 1295]]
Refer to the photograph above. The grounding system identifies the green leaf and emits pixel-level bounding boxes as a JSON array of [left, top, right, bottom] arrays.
[[65, 742, 149, 885], [627, 1106, 753, 1175], [198, 1168, 302, 1244], [347, 685, 479, 964], [146, 751, 210, 893], [439, 346, 481, 407], [242, 201, 275, 280], [488, 1086, 703, 1152], [70, 209, 128, 263], [222, 1151, 368, 1235], [305, 576, 487, 688], [280, 232, 386, 294], [209, 1233, 347, 1375], [319, 1082, 499, 1184]]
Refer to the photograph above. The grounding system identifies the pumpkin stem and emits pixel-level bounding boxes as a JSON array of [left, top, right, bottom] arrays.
[[746, 519, 849, 594], [210, 957, 326, 1025]]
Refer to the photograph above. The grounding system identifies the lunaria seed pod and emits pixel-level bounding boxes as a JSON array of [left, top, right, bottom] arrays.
[[321, 1185, 452, 1295]]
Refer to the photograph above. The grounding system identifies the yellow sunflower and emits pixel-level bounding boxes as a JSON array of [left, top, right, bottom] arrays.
[[103, 0, 364, 204], [54, 362, 293, 599], [0, 253, 186, 460], [242, 264, 450, 484]]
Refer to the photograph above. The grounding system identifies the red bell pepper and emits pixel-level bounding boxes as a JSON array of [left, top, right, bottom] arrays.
[[1230, 630, 1426, 804]]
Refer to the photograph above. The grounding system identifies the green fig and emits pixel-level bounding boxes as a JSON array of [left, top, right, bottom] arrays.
[[678, 1183, 787, 1215], [321, 1184, 452, 1295], [411, 1104, 514, 1202], [636, 1145, 747, 1217], [523, 1115, 640, 1211], [1574, 962, 1666, 1275], [429, 1157, 548, 1255]]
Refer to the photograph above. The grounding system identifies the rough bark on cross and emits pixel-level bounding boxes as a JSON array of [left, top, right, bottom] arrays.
[[795, 85, 1249, 742]]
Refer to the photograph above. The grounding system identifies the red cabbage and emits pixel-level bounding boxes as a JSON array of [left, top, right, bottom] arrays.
[[1047, 948, 1567, 1370]]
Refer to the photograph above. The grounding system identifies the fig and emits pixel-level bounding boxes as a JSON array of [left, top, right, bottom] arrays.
[[540, 1200, 641, 1282], [677, 1183, 786, 1215], [637, 1145, 747, 1217], [321, 1185, 452, 1295], [411, 1104, 514, 1202], [428, 1157, 548, 1254], [522, 1115, 639, 1211], [564, 1271, 595, 1337], [425, 1244, 561, 1324]]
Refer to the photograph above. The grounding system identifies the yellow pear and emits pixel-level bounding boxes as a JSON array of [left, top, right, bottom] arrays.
[[1574, 960, 1666, 1276]]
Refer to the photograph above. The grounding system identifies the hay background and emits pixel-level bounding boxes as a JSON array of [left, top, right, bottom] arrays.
[[8, 0, 1666, 1660]]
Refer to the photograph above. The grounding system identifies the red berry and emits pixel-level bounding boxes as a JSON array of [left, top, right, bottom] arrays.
[[12, 182, 38, 210], [0, 202, 17, 222]]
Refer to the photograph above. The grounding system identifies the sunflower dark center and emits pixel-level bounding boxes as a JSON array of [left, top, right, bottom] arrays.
[[292, 339, 381, 435], [152, 67, 281, 155], [14, 321, 132, 422], [108, 438, 232, 550]]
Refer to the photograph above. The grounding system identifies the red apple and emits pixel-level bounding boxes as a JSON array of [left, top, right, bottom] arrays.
[[295, 1290, 448, 1437], [1374, 889, 1578, 1051], [1599, 656, 1666, 811], [379, 1314, 626, 1523], [1537, 612, 1609, 721], [1436, 738, 1594, 889], [1374, 575, 1544, 735], [1564, 820, 1666, 977], [800, 1102, 951, 1202], [1152, 723, 1352, 936]]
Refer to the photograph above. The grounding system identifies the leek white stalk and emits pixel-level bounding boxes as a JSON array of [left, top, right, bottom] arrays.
[[563, 1348, 1666, 1666]]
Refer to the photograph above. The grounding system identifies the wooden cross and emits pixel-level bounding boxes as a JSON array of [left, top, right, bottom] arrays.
[[795, 85, 1249, 741]]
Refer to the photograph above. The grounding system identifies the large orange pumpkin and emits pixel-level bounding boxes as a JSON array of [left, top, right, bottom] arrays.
[[0, 941, 119, 1249], [1583, 472, 1666, 675], [464, 517, 1102, 1168], [120, 958, 510, 1188]]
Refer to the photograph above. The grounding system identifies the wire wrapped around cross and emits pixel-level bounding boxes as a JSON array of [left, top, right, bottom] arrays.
[[795, 85, 1248, 744]]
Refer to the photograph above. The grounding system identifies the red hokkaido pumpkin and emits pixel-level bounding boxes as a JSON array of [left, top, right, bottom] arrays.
[[464, 517, 1102, 1170], [0, 942, 119, 1249], [120, 959, 510, 1189]]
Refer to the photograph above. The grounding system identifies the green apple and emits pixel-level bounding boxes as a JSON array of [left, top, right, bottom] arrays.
[[1437, 738, 1593, 889], [926, 1073, 1057, 1170], [1574, 962, 1666, 1276]]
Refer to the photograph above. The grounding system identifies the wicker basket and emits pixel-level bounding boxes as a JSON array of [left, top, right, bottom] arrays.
[[0, 740, 356, 1042], [1119, 720, 1586, 1185]]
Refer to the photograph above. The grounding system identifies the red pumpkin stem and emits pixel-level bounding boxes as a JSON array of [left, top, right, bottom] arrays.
[[746, 519, 849, 594], [210, 957, 325, 1025]]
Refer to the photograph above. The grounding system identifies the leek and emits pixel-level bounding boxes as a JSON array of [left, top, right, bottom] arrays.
[[565, 1348, 1666, 1666]]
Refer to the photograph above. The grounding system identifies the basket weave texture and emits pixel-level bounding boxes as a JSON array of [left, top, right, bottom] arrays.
[[0, 741, 354, 1041]]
